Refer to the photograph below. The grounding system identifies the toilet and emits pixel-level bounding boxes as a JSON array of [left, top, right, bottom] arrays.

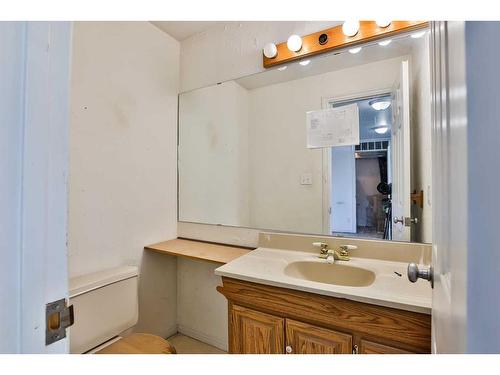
[[69, 266, 175, 354]]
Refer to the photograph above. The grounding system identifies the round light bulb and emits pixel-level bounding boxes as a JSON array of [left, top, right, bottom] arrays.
[[299, 59, 311, 66], [263, 43, 277, 58], [378, 39, 392, 46], [376, 20, 391, 28], [342, 21, 360, 37], [287, 35, 302, 52], [348, 47, 362, 54]]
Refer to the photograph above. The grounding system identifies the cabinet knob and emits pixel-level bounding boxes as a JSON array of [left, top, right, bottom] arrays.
[[285, 345, 293, 354]]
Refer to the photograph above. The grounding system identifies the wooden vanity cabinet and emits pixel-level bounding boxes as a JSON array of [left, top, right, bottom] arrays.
[[230, 305, 284, 354], [285, 319, 352, 354], [219, 277, 431, 354], [357, 339, 413, 354]]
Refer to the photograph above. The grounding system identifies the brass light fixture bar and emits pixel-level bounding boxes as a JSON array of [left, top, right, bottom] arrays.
[[263, 21, 429, 68]]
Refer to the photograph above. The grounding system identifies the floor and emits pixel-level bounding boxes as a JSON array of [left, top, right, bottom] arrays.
[[167, 334, 226, 354]]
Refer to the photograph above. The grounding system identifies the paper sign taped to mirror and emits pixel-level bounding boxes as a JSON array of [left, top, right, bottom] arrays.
[[306, 104, 359, 148]]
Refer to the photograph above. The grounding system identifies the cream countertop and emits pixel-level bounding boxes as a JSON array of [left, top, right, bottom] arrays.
[[215, 247, 432, 314]]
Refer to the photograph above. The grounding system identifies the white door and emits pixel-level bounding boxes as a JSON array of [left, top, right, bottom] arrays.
[[331, 146, 356, 233], [0, 22, 72, 353], [429, 21, 468, 354], [391, 59, 412, 241]]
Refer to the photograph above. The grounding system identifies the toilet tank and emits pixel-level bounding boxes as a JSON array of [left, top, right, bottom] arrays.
[[69, 266, 139, 353]]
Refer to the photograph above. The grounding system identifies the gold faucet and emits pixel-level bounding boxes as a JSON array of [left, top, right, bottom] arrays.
[[313, 242, 356, 263]]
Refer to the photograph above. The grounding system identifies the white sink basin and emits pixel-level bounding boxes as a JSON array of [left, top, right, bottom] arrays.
[[284, 261, 376, 287], [215, 246, 432, 313]]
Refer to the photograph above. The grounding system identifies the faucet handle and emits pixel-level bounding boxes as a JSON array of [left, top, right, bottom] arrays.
[[313, 242, 328, 247], [313, 242, 329, 253], [339, 244, 357, 257], [340, 245, 358, 251]]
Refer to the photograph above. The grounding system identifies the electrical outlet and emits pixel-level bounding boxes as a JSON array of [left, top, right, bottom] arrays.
[[300, 173, 313, 185]]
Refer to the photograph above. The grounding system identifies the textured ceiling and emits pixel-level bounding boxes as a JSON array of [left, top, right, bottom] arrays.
[[151, 21, 223, 41]]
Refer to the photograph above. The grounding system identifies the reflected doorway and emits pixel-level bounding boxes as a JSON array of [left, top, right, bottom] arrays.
[[326, 93, 393, 240]]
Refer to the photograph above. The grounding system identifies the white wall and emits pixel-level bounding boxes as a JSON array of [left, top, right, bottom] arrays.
[[177, 258, 228, 351], [179, 81, 250, 226], [68, 22, 179, 337], [0, 21, 25, 354], [410, 34, 433, 243]]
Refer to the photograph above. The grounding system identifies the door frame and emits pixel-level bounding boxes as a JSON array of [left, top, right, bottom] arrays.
[[390, 59, 412, 242], [321, 88, 392, 235], [429, 21, 468, 354], [1, 22, 73, 353]]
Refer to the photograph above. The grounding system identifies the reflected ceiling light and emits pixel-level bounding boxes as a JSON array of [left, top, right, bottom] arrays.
[[378, 39, 392, 46], [277, 65, 287, 71], [376, 20, 391, 28], [369, 98, 391, 110], [348, 47, 362, 54], [411, 31, 426, 39], [263, 42, 278, 58], [374, 125, 389, 134], [299, 59, 311, 66], [287, 35, 302, 52], [342, 21, 360, 37]]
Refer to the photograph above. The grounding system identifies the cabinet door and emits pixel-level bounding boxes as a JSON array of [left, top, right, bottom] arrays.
[[358, 339, 413, 354], [230, 305, 284, 354], [285, 319, 352, 354]]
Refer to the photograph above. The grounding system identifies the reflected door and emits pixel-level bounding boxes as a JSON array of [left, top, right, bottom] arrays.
[[331, 146, 356, 233], [391, 59, 411, 241]]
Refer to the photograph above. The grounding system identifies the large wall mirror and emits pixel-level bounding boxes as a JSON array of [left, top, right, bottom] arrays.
[[178, 27, 432, 244]]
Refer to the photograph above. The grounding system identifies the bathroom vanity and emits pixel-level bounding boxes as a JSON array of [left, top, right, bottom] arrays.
[[218, 277, 430, 354], [215, 234, 432, 354]]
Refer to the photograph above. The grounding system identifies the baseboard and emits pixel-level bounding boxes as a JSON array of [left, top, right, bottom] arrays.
[[163, 324, 179, 340], [177, 324, 228, 352]]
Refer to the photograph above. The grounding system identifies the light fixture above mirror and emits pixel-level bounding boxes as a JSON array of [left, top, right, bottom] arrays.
[[262, 21, 428, 68]]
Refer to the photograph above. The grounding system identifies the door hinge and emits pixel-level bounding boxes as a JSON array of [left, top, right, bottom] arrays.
[[46, 298, 74, 345]]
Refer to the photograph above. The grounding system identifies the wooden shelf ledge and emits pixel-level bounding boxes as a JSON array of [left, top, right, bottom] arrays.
[[144, 238, 253, 264]]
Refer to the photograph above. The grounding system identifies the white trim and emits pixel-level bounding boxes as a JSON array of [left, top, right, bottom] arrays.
[[19, 22, 72, 353]]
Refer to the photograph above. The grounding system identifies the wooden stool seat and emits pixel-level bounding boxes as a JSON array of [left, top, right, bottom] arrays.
[[96, 333, 176, 354]]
